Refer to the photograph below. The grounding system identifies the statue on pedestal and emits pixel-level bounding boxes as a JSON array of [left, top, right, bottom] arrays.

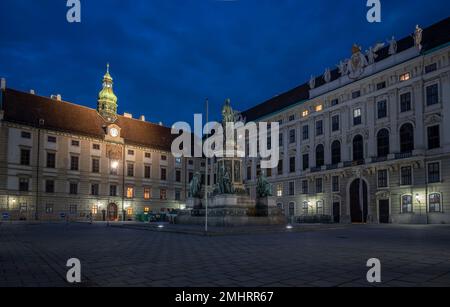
[[189, 172, 202, 198], [256, 172, 272, 198], [217, 165, 234, 194]]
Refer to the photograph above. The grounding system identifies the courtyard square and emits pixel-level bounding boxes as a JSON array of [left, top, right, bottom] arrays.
[[0, 222, 449, 287]]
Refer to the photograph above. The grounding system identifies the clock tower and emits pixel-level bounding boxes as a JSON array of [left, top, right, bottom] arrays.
[[97, 63, 118, 122]]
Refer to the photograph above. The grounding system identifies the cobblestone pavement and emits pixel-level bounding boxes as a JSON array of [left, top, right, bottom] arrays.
[[1, 222, 450, 287]]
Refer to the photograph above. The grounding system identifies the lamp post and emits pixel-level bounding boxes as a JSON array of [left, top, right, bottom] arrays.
[[415, 193, 423, 223], [110, 159, 119, 222]]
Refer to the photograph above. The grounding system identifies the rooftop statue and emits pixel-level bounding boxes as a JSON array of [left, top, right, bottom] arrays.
[[413, 25, 423, 51], [388, 36, 397, 55], [366, 43, 385, 65]]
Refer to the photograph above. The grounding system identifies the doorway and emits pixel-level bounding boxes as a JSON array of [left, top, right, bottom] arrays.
[[107, 203, 118, 221], [333, 202, 340, 223], [349, 179, 368, 223], [378, 199, 390, 224]]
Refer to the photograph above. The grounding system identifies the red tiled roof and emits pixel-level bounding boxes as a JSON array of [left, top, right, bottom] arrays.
[[1, 88, 177, 151]]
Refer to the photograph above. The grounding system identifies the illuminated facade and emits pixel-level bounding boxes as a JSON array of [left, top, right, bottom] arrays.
[[0, 67, 201, 221], [242, 18, 450, 224]]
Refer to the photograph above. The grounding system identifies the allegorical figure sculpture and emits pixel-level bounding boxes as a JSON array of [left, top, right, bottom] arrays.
[[413, 25, 423, 51], [309, 75, 316, 89], [337, 60, 349, 76], [216, 165, 234, 195], [388, 36, 397, 55], [256, 173, 272, 198], [366, 42, 385, 65], [189, 172, 202, 198], [323, 68, 331, 83]]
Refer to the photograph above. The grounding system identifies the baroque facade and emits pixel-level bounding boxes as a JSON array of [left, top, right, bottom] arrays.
[[0, 67, 202, 221], [242, 18, 450, 224]]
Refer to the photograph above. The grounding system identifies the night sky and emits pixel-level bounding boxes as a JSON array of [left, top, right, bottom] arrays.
[[1, 0, 449, 128]]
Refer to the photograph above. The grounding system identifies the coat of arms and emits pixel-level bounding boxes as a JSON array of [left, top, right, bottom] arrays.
[[348, 44, 368, 80]]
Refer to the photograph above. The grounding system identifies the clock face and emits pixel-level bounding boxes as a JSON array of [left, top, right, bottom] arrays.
[[110, 128, 119, 138]]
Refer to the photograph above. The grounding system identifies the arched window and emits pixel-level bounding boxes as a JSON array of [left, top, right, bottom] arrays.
[[377, 129, 390, 157], [400, 123, 414, 153], [316, 144, 324, 167], [429, 193, 441, 213], [353, 135, 364, 161], [331, 140, 341, 165]]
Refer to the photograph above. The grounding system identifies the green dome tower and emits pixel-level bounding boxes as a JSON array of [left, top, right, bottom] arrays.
[[97, 63, 118, 122]]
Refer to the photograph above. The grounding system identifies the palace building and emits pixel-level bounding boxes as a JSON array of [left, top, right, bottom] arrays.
[[0, 66, 200, 221], [241, 17, 450, 224]]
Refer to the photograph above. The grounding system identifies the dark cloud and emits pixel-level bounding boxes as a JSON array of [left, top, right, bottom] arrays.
[[0, 0, 449, 126]]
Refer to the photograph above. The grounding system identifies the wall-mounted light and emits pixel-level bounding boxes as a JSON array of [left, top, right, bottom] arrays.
[[110, 160, 119, 170], [415, 193, 421, 204]]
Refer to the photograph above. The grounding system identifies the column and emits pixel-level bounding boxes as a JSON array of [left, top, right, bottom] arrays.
[[341, 106, 350, 162], [324, 112, 331, 165], [367, 97, 376, 158], [412, 80, 425, 152], [441, 72, 450, 151]]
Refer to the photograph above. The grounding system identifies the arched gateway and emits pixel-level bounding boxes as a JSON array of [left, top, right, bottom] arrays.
[[107, 203, 118, 221]]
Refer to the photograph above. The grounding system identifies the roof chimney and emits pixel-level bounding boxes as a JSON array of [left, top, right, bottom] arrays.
[[159, 122, 163, 126], [124, 112, 133, 119], [30, 89, 35, 95], [0, 78, 5, 90], [139, 115, 146, 121], [56, 94, 62, 101]]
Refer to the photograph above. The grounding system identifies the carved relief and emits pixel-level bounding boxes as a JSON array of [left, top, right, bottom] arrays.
[[376, 190, 390, 200], [106, 144, 123, 160], [425, 113, 442, 125]]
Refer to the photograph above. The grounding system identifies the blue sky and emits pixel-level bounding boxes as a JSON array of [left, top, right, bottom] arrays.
[[0, 0, 449, 127]]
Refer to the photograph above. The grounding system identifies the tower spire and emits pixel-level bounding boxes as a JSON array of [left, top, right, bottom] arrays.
[[97, 63, 118, 122]]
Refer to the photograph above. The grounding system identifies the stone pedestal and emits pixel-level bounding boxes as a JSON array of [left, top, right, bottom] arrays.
[[177, 195, 284, 227], [186, 198, 203, 210]]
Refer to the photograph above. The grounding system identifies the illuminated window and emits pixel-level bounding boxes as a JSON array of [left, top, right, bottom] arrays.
[[144, 188, 151, 200], [429, 193, 441, 213], [353, 108, 362, 125], [160, 189, 167, 200], [316, 200, 324, 215], [126, 207, 133, 216], [276, 184, 283, 197], [401, 195, 413, 213], [92, 205, 98, 215], [315, 105, 323, 112], [302, 110, 309, 117], [399, 72, 410, 82], [126, 187, 134, 199], [144, 207, 150, 214]]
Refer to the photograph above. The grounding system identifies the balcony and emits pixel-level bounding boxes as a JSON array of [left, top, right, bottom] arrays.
[[326, 164, 339, 170], [310, 166, 322, 173], [395, 152, 413, 160], [343, 160, 365, 168], [372, 156, 388, 163]]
